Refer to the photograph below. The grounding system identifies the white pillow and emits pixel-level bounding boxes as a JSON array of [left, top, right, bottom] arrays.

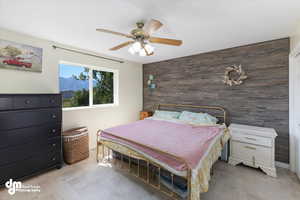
[[153, 110, 181, 120], [179, 111, 218, 125], [205, 113, 219, 124]]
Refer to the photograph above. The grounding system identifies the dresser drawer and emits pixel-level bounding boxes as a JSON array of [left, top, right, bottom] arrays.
[[47, 138, 61, 153], [231, 141, 272, 167], [0, 124, 61, 150], [0, 96, 13, 111], [13, 96, 40, 110], [40, 95, 61, 108], [0, 108, 61, 131], [231, 131, 272, 147], [0, 151, 61, 185], [0, 138, 61, 166], [0, 94, 61, 111]]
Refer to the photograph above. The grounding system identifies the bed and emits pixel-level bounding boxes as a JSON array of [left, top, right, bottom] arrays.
[[96, 104, 230, 200]]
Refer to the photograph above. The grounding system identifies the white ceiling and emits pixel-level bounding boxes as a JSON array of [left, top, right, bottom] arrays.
[[0, 0, 300, 64]]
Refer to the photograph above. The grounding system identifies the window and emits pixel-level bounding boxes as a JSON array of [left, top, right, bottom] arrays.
[[59, 62, 118, 109], [93, 70, 114, 105]]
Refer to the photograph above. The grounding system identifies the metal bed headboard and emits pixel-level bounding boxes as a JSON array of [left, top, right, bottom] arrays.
[[153, 103, 227, 124]]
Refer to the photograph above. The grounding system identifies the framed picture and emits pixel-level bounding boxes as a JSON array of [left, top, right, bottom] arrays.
[[0, 39, 43, 73]]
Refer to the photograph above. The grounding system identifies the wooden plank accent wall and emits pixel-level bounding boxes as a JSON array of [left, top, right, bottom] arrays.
[[143, 38, 290, 163]]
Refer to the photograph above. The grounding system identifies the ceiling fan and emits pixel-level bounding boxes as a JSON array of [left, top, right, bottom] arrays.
[[96, 19, 183, 56]]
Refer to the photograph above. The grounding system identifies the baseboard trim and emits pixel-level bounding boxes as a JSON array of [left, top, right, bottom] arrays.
[[275, 161, 290, 169]]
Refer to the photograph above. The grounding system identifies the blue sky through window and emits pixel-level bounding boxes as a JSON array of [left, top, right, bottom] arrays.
[[59, 63, 86, 78], [59, 64, 89, 92]]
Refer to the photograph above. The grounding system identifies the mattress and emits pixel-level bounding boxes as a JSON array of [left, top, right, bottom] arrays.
[[100, 118, 226, 175]]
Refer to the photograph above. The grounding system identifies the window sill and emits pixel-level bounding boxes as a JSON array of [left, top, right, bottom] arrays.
[[63, 104, 118, 112]]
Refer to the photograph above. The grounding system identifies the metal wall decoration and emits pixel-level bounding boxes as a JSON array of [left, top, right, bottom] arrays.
[[147, 74, 156, 89], [223, 65, 248, 86]]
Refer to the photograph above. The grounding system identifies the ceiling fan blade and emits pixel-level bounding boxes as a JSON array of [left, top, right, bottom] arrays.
[[149, 37, 182, 46], [109, 41, 134, 51], [144, 19, 163, 35], [96, 28, 133, 38]]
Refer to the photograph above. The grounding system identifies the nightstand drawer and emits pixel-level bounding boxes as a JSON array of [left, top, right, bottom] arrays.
[[231, 132, 272, 147], [231, 141, 272, 166]]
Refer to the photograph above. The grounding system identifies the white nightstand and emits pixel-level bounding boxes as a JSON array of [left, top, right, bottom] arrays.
[[228, 123, 277, 177]]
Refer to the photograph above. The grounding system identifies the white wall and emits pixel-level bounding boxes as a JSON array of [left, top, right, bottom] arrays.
[[0, 28, 143, 149], [290, 24, 300, 179]]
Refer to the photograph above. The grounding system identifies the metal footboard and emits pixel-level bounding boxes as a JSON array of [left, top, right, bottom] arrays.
[[96, 131, 192, 200]]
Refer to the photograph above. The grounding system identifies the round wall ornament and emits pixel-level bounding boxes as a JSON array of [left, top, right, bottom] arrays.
[[223, 65, 248, 86]]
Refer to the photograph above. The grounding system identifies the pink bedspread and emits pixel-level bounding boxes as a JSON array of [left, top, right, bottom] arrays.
[[101, 119, 222, 171]]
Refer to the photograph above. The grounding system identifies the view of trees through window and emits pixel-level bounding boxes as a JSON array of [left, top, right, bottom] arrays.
[[59, 63, 114, 108], [93, 70, 114, 104]]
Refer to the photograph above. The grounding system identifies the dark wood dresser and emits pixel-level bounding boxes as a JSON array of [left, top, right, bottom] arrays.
[[0, 94, 62, 185]]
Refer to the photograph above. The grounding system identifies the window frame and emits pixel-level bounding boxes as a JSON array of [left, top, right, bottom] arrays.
[[59, 61, 119, 111]]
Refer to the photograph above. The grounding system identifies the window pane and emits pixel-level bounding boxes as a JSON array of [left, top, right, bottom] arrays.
[[93, 70, 114, 105], [59, 64, 89, 108]]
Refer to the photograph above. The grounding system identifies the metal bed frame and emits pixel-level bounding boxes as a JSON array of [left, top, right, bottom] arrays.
[[96, 104, 227, 200]]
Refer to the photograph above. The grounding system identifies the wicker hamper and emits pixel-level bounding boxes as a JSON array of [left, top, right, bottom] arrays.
[[63, 127, 89, 164]]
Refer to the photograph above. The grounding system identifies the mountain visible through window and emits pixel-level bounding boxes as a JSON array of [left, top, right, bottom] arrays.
[[59, 64, 89, 108]]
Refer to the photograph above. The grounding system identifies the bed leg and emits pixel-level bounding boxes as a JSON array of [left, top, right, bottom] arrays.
[[158, 167, 161, 189], [171, 173, 175, 197], [121, 153, 124, 169], [137, 159, 140, 177], [108, 148, 111, 162], [96, 142, 99, 163], [102, 145, 104, 161], [147, 161, 150, 183], [129, 156, 131, 173], [106, 147, 109, 162], [96, 131, 100, 163], [210, 166, 214, 176], [188, 169, 192, 200]]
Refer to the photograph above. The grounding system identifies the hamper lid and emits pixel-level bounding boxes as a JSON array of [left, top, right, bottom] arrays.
[[63, 127, 88, 137]]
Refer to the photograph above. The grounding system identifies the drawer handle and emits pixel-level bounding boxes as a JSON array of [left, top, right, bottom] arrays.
[[52, 143, 57, 147], [244, 146, 256, 150], [52, 114, 57, 119], [252, 156, 256, 166], [52, 129, 56, 133], [52, 157, 56, 161], [245, 137, 257, 141], [25, 99, 31, 104]]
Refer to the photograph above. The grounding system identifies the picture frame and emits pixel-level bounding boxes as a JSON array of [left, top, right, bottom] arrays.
[[0, 39, 43, 73]]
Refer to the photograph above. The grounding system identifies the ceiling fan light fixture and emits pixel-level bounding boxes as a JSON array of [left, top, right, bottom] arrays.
[[129, 41, 154, 56], [139, 49, 147, 57], [145, 44, 154, 54], [129, 41, 144, 55], [128, 46, 136, 55], [132, 42, 142, 52]]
